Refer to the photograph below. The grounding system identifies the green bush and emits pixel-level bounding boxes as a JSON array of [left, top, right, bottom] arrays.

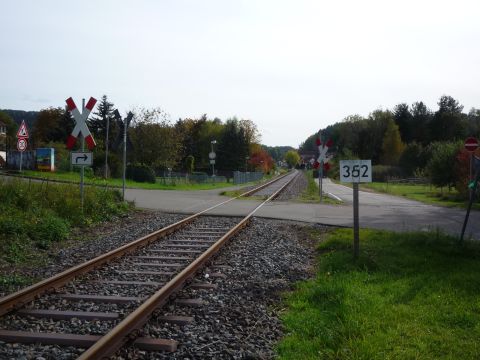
[[126, 164, 156, 183], [0, 178, 131, 264], [426, 141, 462, 189], [372, 165, 405, 182], [93, 151, 123, 178], [29, 214, 69, 249], [0, 217, 26, 236]]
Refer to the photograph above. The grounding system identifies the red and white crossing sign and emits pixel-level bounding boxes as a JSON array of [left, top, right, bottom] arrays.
[[65, 97, 97, 150], [464, 137, 479, 152], [313, 137, 333, 170], [16, 120, 29, 139]]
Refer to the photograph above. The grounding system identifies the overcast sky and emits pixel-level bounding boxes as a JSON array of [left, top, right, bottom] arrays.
[[2, 0, 479, 146]]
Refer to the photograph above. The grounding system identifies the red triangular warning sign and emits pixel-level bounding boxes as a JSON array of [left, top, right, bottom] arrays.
[[17, 120, 29, 138]]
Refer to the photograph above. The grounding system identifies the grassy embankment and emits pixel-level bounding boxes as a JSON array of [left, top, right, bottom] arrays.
[[359, 181, 479, 210], [9, 170, 237, 191], [277, 228, 480, 359], [298, 170, 340, 204], [0, 178, 131, 292]]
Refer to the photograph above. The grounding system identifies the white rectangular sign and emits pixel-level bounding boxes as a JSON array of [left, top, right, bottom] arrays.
[[340, 160, 372, 183], [71, 152, 93, 166]]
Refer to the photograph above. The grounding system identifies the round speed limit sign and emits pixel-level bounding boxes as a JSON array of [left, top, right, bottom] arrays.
[[17, 138, 28, 152]]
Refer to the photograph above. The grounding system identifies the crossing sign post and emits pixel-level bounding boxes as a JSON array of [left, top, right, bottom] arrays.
[[313, 134, 333, 203], [65, 97, 97, 210], [16, 120, 29, 172]]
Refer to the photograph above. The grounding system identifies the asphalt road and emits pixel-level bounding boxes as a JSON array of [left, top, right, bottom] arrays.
[[126, 178, 480, 240]]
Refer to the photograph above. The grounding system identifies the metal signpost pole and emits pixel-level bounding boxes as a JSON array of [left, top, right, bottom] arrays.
[[319, 161, 323, 202], [105, 114, 110, 179], [353, 182, 360, 259], [80, 99, 85, 212], [340, 159, 371, 260], [19, 150, 23, 173], [122, 114, 127, 201]]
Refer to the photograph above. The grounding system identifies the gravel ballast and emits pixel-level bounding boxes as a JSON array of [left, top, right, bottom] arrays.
[[0, 213, 325, 359], [116, 218, 323, 359]]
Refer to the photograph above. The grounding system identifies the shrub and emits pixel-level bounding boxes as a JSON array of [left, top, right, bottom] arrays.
[[126, 164, 156, 183], [372, 165, 405, 182], [426, 141, 462, 189], [29, 214, 70, 249], [93, 151, 123, 178], [0, 216, 26, 236]]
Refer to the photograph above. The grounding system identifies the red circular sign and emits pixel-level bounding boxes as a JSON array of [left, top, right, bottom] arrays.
[[465, 137, 479, 152], [17, 138, 27, 152]]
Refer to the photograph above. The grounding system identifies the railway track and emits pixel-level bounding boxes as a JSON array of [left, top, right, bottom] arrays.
[[0, 171, 299, 359]]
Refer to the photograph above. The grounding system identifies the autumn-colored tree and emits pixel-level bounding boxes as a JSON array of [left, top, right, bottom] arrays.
[[381, 118, 405, 165], [249, 148, 274, 173]]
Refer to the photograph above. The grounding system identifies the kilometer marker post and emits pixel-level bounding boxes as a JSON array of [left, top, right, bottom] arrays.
[[339, 159, 372, 259]]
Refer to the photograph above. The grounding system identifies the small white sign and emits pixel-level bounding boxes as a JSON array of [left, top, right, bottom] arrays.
[[71, 152, 93, 166], [209, 152, 216, 160], [210, 159, 216, 165], [340, 160, 372, 183]]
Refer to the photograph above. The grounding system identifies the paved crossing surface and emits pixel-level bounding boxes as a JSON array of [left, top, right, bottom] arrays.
[[126, 179, 480, 240]]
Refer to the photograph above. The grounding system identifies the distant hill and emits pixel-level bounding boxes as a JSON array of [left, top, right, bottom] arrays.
[[1, 109, 39, 129], [262, 145, 295, 161]]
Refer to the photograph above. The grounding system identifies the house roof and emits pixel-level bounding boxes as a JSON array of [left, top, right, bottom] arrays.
[[0, 120, 6, 127]]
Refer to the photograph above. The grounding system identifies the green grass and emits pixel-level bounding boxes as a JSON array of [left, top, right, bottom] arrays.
[[0, 178, 131, 276], [359, 182, 479, 210], [277, 228, 480, 359], [298, 171, 341, 204], [10, 170, 238, 191]]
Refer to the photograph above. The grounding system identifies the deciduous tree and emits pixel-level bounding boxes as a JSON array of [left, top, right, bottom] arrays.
[[284, 150, 300, 168]]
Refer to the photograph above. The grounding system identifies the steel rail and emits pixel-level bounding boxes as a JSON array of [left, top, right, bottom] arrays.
[[0, 171, 292, 317], [77, 169, 297, 359]]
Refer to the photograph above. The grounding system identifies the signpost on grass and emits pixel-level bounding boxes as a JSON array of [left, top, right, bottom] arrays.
[[460, 153, 480, 243], [113, 110, 133, 201], [339, 159, 372, 259], [464, 137, 479, 200], [210, 140, 216, 183], [313, 135, 333, 203], [16, 120, 29, 172], [65, 97, 97, 210]]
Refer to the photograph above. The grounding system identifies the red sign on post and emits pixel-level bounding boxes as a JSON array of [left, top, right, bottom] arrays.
[[65, 97, 97, 150], [16, 120, 29, 139], [465, 137, 479, 152]]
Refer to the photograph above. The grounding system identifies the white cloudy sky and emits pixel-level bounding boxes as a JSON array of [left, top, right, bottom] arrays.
[[1, 0, 479, 146]]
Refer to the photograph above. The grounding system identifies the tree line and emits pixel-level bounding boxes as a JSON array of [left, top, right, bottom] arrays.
[[0, 95, 275, 177], [299, 95, 480, 197]]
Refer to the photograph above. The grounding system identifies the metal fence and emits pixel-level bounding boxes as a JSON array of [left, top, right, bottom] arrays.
[[157, 171, 227, 185], [233, 171, 263, 184], [6, 151, 36, 170]]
